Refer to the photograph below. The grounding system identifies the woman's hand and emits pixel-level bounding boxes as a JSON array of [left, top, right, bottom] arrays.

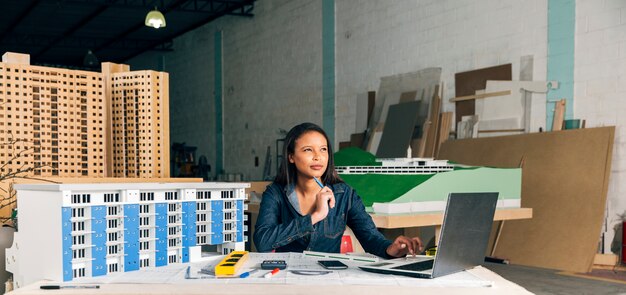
[[311, 186, 335, 225], [386, 235, 423, 258]]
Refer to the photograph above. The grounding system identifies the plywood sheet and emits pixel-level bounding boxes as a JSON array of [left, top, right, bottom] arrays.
[[423, 86, 441, 157], [376, 101, 420, 158], [454, 64, 512, 125], [355, 92, 369, 133], [399, 91, 417, 104], [365, 68, 441, 149], [476, 81, 549, 135], [437, 127, 615, 273], [552, 99, 566, 131], [436, 112, 453, 156], [350, 132, 365, 149]]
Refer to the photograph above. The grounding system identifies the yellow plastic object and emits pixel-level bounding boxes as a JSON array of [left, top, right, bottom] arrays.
[[214, 251, 249, 276], [425, 246, 437, 256]]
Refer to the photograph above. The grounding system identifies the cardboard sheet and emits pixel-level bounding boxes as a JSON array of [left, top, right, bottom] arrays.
[[376, 101, 420, 158], [365, 68, 441, 152], [475, 80, 549, 137], [355, 92, 369, 133], [437, 127, 615, 273]]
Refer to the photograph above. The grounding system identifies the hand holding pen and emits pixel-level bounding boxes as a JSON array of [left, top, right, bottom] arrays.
[[311, 177, 335, 225]]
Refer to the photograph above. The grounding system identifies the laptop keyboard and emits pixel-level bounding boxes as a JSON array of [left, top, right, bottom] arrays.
[[391, 259, 434, 271]]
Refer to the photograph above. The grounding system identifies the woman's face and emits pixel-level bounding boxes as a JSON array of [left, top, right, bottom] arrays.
[[288, 131, 328, 180]]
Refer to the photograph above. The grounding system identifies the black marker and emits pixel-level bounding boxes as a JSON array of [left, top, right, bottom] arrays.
[[40, 285, 100, 290]]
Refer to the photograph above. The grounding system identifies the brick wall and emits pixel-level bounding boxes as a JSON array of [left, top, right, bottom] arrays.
[[335, 0, 548, 143], [575, 0, 626, 253], [130, 0, 626, 253]]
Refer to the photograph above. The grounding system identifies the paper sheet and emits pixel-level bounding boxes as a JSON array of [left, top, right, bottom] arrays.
[[70, 252, 493, 287]]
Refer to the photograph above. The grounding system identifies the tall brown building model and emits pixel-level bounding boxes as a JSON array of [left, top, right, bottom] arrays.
[[0, 52, 169, 178]]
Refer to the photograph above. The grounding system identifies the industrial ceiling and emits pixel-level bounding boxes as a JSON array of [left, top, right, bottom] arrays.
[[0, 0, 255, 69]]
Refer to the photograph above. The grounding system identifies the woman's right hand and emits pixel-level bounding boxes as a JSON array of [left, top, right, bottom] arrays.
[[311, 186, 335, 225]]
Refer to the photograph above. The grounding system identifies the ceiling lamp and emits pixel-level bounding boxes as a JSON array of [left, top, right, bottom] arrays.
[[145, 8, 166, 29]]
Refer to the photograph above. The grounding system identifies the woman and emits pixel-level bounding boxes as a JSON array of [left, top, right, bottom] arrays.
[[254, 122, 422, 258]]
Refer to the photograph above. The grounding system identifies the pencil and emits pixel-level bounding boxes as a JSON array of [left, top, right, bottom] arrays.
[[313, 177, 324, 188]]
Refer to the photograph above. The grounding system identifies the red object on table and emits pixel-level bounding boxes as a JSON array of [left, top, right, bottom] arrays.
[[341, 235, 353, 253]]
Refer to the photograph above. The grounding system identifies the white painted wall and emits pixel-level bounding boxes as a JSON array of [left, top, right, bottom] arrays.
[[130, 0, 626, 254], [575, 0, 626, 253], [131, 0, 323, 180], [335, 0, 548, 144], [133, 0, 548, 180]]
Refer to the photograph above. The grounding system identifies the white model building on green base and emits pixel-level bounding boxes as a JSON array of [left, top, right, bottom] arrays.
[[371, 167, 522, 214], [334, 148, 521, 214]]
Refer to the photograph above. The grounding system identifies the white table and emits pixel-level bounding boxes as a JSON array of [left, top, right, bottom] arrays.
[[6, 252, 533, 295], [6, 266, 532, 295]]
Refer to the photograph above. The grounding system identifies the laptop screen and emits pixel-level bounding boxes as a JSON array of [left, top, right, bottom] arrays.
[[431, 192, 498, 277]]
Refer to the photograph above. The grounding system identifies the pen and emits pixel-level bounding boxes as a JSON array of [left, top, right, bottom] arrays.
[[313, 177, 324, 188], [239, 269, 258, 278], [264, 268, 280, 279], [40, 285, 100, 289]]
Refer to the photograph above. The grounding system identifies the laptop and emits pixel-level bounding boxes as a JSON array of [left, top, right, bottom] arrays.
[[359, 192, 499, 278]]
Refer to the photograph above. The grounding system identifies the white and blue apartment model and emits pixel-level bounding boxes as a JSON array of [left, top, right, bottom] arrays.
[[5, 182, 249, 287]]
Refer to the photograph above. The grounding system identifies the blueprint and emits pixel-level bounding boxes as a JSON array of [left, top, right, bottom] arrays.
[[71, 252, 493, 287]]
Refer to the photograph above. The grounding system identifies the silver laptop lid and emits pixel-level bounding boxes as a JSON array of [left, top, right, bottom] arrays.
[[431, 192, 498, 278]]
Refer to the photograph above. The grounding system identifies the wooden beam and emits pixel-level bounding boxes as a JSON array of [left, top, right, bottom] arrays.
[[552, 99, 566, 131], [449, 90, 512, 102], [477, 129, 525, 133]]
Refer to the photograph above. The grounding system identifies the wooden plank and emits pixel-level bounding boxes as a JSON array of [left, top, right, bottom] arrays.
[[593, 254, 618, 266], [350, 132, 365, 149], [246, 181, 271, 196], [477, 129, 525, 133], [438, 127, 615, 273], [552, 99, 566, 131], [423, 85, 441, 158], [449, 90, 512, 102], [367, 91, 375, 127], [369, 208, 532, 229], [435, 112, 453, 157], [454, 64, 512, 125]]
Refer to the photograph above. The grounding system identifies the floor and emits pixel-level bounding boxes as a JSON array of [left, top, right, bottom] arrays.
[[485, 262, 626, 294]]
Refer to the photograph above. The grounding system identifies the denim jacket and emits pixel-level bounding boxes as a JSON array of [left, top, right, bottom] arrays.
[[253, 181, 392, 258]]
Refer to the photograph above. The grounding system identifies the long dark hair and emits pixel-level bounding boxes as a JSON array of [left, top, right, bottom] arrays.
[[274, 122, 343, 186]]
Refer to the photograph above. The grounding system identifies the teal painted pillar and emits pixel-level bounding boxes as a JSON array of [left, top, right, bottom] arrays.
[[215, 31, 224, 175], [322, 0, 335, 145], [546, 0, 575, 130]]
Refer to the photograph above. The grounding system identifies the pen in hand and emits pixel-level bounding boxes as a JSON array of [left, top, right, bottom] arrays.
[[313, 177, 324, 188]]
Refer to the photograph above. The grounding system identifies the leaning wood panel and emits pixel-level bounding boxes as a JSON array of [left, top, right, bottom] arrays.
[[454, 64, 511, 125], [438, 127, 614, 273]]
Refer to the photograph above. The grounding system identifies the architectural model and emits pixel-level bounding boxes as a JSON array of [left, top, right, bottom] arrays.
[[334, 147, 521, 214], [335, 157, 454, 174], [5, 182, 249, 287], [0, 52, 169, 178]]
